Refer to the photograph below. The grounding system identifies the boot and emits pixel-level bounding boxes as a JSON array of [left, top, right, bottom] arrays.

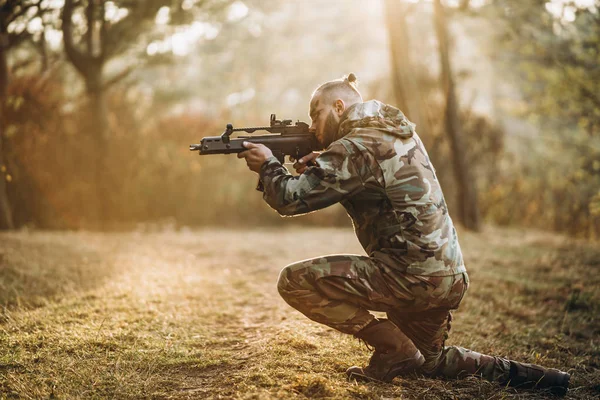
[[346, 319, 425, 383], [434, 347, 570, 396], [506, 360, 570, 396]]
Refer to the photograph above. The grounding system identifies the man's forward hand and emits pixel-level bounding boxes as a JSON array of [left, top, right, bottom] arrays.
[[238, 142, 274, 173]]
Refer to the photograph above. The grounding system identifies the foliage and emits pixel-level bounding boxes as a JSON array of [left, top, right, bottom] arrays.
[[1, 0, 599, 237], [493, 0, 600, 134], [1, 70, 350, 229], [476, 0, 600, 237]]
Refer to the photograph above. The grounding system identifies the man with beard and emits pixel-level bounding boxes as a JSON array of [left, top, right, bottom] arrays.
[[238, 74, 570, 395]]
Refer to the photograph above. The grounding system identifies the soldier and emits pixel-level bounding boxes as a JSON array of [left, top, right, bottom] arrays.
[[237, 74, 570, 395]]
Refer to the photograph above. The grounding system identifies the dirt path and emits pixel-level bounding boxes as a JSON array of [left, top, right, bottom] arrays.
[[1, 227, 599, 399]]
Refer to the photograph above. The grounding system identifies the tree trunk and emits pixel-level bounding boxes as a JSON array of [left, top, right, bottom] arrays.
[[433, 0, 481, 231], [0, 33, 15, 230], [86, 66, 109, 227], [39, 28, 48, 72], [62, 0, 108, 229], [384, 0, 432, 136]]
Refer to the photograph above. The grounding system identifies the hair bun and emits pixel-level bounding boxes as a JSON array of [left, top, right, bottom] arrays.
[[347, 73, 357, 83]]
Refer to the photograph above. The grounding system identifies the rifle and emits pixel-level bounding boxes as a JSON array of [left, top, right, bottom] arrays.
[[189, 114, 320, 164]]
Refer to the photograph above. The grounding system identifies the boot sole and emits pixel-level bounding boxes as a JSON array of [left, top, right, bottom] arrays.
[[346, 352, 425, 384], [347, 370, 386, 383]]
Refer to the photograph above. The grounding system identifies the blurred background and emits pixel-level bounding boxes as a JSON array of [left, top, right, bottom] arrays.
[[0, 0, 598, 237]]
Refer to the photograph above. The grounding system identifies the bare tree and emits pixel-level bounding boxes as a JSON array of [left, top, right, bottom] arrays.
[[61, 0, 178, 227], [433, 0, 481, 231], [61, 0, 232, 228]]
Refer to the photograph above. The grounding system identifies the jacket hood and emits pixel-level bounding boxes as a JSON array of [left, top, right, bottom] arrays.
[[336, 100, 416, 141]]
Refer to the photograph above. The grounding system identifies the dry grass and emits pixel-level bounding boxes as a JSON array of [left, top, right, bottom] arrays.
[[1, 226, 599, 399]]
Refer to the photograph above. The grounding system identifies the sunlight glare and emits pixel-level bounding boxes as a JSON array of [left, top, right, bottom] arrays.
[[563, 5, 577, 21], [26, 17, 43, 34], [172, 32, 190, 56], [146, 21, 222, 57], [41, 0, 64, 7], [226, 88, 256, 107], [228, 1, 249, 22], [546, 0, 598, 22], [45, 29, 62, 50], [203, 23, 220, 40], [8, 21, 26, 34], [146, 40, 171, 55], [182, 0, 195, 11], [399, 0, 489, 7], [146, 42, 159, 56], [156, 6, 170, 25], [190, 21, 221, 41], [189, 21, 206, 38], [105, 1, 129, 23]]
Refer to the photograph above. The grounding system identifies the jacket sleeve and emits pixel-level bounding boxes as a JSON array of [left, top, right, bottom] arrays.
[[258, 139, 365, 216]]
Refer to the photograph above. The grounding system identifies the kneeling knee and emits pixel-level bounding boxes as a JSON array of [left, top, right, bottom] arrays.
[[277, 262, 314, 300], [277, 264, 293, 299]]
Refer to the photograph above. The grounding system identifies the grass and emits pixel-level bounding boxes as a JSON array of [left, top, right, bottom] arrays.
[[1, 226, 599, 399]]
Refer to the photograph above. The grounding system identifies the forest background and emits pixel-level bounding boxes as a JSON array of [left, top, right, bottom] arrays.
[[1, 0, 599, 238]]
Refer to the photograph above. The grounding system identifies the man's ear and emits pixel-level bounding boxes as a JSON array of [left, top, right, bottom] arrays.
[[334, 99, 346, 116]]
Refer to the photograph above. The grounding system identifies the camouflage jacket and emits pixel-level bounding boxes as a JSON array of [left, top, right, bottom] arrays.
[[259, 100, 465, 276]]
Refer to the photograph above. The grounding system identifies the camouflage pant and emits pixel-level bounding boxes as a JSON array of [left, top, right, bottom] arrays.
[[277, 254, 510, 381]]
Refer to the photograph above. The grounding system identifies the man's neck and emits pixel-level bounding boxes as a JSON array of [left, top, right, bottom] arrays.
[[338, 102, 362, 125]]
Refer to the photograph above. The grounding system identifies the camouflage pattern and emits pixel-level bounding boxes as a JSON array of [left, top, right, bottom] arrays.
[[267, 100, 514, 384], [277, 254, 468, 342], [260, 100, 465, 276], [277, 255, 513, 382], [433, 347, 511, 382], [387, 305, 511, 380]]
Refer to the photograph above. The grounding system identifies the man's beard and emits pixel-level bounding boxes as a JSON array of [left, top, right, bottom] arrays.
[[320, 110, 340, 148]]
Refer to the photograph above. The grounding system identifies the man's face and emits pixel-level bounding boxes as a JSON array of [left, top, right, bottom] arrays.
[[309, 93, 342, 149]]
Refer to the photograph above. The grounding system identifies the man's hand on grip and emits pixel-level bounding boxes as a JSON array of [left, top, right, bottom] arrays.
[[292, 151, 320, 174], [238, 141, 274, 173]]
